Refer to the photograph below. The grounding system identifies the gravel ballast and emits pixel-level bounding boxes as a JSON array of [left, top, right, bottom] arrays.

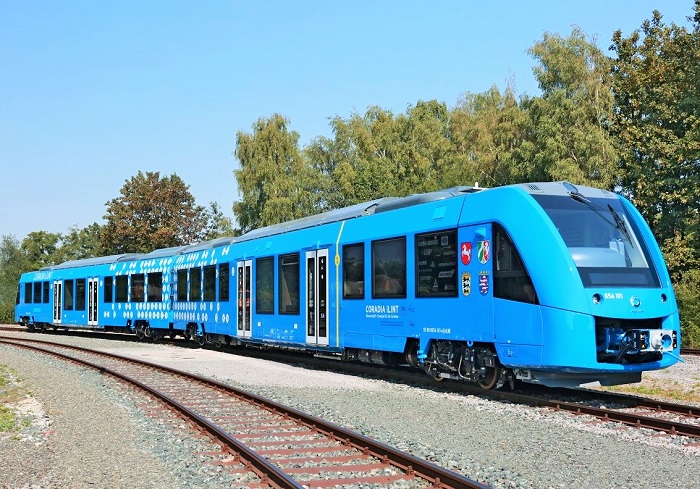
[[1, 329, 698, 489]]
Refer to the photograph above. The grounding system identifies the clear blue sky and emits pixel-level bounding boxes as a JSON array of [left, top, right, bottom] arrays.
[[1, 1, 694, 241]]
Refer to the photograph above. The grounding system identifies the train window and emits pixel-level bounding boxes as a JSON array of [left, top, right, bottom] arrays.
[[177, 269, 188, 301], [219, 264, 230, 302], [76, 279, 86, 311], [279, 253, 300, 314], [24, 283, 32, 304], [104, 277, 114, 303], [343, 243, 364, 299], [116, 276, 128, 303], [147, 272, 163, 302], [256, 257, 274, 314], [131, 274, 145, 302], [64, 279, 74, 310], [203, 265, 216, 301], [372, 237, 406, 299], [415, 230, 458, 298], [43, 281, 49, 303], [493, 225, 538, 304], [190, 267, 202, 302], [33, 282, 42, 303]]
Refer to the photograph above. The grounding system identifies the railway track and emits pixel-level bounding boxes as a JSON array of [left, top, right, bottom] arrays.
[[0, 335, 488, 489], [2, 325, 699, 444]]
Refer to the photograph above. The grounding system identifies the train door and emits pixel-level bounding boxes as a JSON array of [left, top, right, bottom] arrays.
[[87, 278, 98, 326], [305, 249, 329, 346], [52, 281, 62, 324], [236, 260, 252, 338]]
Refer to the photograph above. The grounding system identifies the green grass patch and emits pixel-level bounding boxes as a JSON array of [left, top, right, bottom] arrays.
[[601, 380, 700, 404], [0, 365, 26, 433]]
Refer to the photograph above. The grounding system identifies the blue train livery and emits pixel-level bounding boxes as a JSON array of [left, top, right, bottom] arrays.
[[15, 181, 681, 388]]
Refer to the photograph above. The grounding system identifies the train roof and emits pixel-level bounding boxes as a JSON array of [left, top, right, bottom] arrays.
[[41, 185, 487, 270], [43, 253, 144, 270]]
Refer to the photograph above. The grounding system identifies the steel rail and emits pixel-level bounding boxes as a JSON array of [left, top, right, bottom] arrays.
[[0, 336, 489, 489], [0, 338, 303, 489]]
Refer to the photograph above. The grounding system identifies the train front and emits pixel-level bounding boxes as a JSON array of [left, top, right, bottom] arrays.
[[501, 182, 681, 387]]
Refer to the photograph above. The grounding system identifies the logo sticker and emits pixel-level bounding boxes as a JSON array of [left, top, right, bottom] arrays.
[[461, 242, 472, 265], [477, 240, 490, 264], [461, 272, 471, 296], [478, 272, 490, 296]]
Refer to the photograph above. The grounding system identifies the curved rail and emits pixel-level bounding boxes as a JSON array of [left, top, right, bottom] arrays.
[[0, 336, 488, 489]]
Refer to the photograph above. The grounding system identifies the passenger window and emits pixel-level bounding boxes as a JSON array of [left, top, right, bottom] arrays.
[[104, 277, 113, 303], [64, 279, 74, 310], [203, 266, 216, 301], [256, 257, 274, 314], [177, 269, 188, 301], [42, 281, 50, 303], [372, 237, 406, 298], [24, 283, 32, 304], [115, 276, 128, 303], [494, 225, 538, 304], [279, 253, 300, 314], [219, 264, 230, 301], [343, 243, 364, 299], [190, 267, 202, 302], [33, 282, 42, 303], [76, 279, 86, 310], [416, 229, 458, 297], [131, 274, 145, 302], [147, 272, 163, 302]]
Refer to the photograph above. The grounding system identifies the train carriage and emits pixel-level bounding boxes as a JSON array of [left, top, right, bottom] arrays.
[[15, 181, 681, 388]]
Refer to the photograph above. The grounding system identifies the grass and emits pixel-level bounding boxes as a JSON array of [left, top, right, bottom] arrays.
[[0, 365, 28, 433], [599, 379, 700, 404]]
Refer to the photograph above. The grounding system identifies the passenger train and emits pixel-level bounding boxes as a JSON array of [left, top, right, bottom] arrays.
[[15, 182, 681, 388]]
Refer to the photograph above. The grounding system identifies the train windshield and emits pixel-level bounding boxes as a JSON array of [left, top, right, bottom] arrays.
[[533, 194, 660, 288]]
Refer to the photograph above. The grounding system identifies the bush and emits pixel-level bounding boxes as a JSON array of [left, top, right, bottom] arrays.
[[0, 302, 14, 325], [674, 269, 700, 348]]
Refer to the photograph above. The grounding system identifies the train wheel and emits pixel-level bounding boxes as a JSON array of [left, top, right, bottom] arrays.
[[195, 335, 205, 347], [477, 367, 500, 390]]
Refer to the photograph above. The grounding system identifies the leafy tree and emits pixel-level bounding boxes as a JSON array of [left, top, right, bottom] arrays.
[[21, 231, 61, 270], [522, 27, 618, 189], [451, 86, 529, 187], [201, 202, 236, 239], [101, 171, 207, 254], [610, 5, 700, 279], [234, 114, 316, 233], [52, 223, 103, 264], [306, 100, 457, 209], [674, 268, 700, 348], [0, 235, 28, 322]]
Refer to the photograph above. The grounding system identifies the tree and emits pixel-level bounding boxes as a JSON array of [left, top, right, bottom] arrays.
[[101, 171, 207, 254], [521, 27, 618, 189], [611, 5, 700, 279], [0, 235, 32, 323], [306, 100, 459, 210], [233, 114, 316, 233], [21, 231, 61, 270], [52, 223, 103, 264], [674, 268, 700, 348], [451, 86, 529, 187], [201, 202, 236, 239]]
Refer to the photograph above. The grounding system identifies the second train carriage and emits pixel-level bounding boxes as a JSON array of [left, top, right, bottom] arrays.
[[15, 182, 681, 388]]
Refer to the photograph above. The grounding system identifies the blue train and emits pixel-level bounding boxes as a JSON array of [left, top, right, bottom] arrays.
[[15, 181, 681, 388]]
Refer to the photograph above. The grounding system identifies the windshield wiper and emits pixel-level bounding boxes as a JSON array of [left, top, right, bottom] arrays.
[[607, 204, 634, 248], [568, 192, 634, 248]]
